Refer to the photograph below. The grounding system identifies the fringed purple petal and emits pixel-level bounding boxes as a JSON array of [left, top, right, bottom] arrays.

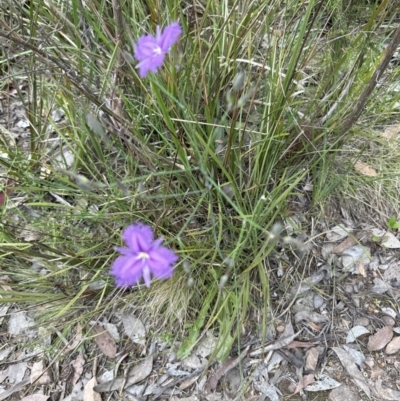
[[111, 255, 144, 287], [147, 246, 178, 279], [157, 22, 182, 53], [142, 265, 152, 287], [122, 223, 153, 252], [134, 35, 159, 61], [136, 53, 165, 77]]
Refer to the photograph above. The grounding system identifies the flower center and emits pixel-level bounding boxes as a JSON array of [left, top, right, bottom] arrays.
[[137, 252, 149, 260], [153, 46, 162, 55]]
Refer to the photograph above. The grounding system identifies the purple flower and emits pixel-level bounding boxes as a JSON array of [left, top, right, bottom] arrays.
[[111, 223, 178, 287], [134, 22, 182, 77]]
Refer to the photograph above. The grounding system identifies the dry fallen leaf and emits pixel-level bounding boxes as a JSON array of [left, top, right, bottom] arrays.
[[305, 347, 320, 371], [381, 124, 400, 139], [0, 304, 10, 326], [381, 232, 400, 249], [70, 354, 85, 387], [294, 374, 315, 394], [66, 323, 83, 352], [294, 310, 328, 326], [367, 326, 393, 352], [0, 378, 30, 401], [8, 360, 28, 384], [326, 224, 354, 241], [254, 382, 281, 401], [122, 314, 146, 346], [90, 325, 117, 358], [94, 355, 153, 392], [333, 236, 357, 254], [179, 374, 201, 390], [8, 311, 37, 338], [385, 336, 400, 355], [341, 345, 365, 368], [30, 360, 53, 385], [328, 385, 357, 401], [84, 377, 102, 401], [353, 160, 377, 177], [286, 341, 314, 349], [375, 378, 400, 400], [331, 347, 371, 398], [20, 395, 49, 401], [303, 374, 340, 392], [205, 347, 249, 392], [346, 326, 370, 343]]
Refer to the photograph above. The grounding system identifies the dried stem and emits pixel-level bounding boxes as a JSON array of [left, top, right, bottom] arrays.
[[339, 27, 400, 137]]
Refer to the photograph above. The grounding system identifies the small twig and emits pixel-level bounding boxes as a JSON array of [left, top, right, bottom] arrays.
[[151, 367, 207, 401]]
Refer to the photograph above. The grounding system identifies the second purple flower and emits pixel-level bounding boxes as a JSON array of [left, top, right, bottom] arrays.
[[134, 21, 182, 78], [111, 223, 179, 288]]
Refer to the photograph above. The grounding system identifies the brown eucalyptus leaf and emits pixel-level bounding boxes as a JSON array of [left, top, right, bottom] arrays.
[[91, 325, 117, 358], [305, 347, 320, 371], [385, 336, 400, 355], [333, 236, 357, 254], [286, 341, 314, 349], [367, 326, 393, 352], [294, 374, 315, 394]]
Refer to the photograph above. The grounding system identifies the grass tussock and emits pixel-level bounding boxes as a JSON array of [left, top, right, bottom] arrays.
[[0, 0, 399, 358]]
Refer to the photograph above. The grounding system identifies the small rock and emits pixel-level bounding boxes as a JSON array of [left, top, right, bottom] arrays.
[[364, 357, 374, 368], [195, 333, 217, 358], [182, 354, 203, 370], [381, 307, 397, 319], [313, 294, 324, 309], [352, 297, 360, 308], [276, 325, 285, 333], [335, 301, 346, 311], [344, 285, 354, 293], [326, 225, 352, 242], [355, 317, 370, 327], [340, 245, 370, 272], [386, 336, 400, 355]]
